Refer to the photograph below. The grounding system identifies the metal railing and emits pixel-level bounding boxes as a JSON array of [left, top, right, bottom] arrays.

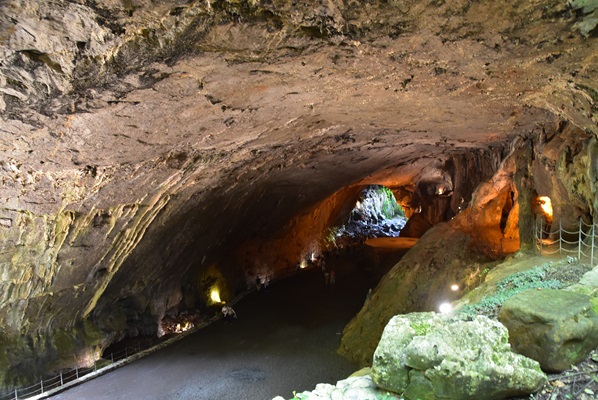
[[0, 310, 229, 400], [0, 343, 143, 400], [535, 217, 597, 267]]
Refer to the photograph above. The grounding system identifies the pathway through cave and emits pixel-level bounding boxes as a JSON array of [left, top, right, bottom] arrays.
[[49, 239, 414, 400]]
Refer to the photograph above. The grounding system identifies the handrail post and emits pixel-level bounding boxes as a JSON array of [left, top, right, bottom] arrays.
[[75, 367, 79, 379], [559, 218, 562, 258], [592, 223, 595, 268], [534, 217, 538, 251], [40, 379, 43, 393], [579, 218, 582, 260], [14, 388, 18, 400], [540, 218, 543, 254], [60, 370, 63, 386], [111, 352, 114, 363]]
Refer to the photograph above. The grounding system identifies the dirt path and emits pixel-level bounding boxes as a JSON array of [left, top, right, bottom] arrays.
[[50, 242, 412, 400]]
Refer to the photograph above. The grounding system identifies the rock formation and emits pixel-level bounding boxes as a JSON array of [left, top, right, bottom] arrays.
[[499, 288, 598, 372], [0, 0, 597, 386], [371, 312, 546, 400]]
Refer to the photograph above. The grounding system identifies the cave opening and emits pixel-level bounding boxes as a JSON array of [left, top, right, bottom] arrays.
[[2, 0, 598, 397], [330, 184, 407, 245]]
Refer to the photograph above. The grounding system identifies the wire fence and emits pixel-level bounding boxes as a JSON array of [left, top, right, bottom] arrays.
[[535, 217, 597, 267], [0, 307, 231, 400], [0, 343, 143, 400]]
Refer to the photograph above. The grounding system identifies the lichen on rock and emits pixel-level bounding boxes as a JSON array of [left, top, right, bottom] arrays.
[[272, 374, 401, 400], [371, 312, 547, 400], [498, 288, 598, 372]]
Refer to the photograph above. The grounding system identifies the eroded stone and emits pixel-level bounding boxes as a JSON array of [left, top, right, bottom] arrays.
[[273, 375, 401, 400], [498, 289, 598, 372], [371, 312, 546, 400]]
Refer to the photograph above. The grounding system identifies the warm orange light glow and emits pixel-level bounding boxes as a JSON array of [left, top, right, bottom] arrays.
[[538, 196, 553, 218], [300, 259, 308, 269], [210, 287, 222, 303]]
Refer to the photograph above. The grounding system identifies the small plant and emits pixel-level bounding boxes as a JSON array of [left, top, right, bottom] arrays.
[[377, 186, 405, 219], [290, 390, 307, 400], [459, 264, 565, 319], [324, 226, 340, 247]]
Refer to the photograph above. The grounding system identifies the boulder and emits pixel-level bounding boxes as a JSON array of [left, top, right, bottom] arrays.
[[371, 312, 546, 400], [272, 375, 401, 400], [565, 266, 598, 315], [498, 288, 598, 372]]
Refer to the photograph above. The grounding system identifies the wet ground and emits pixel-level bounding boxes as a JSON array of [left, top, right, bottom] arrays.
[[50, 240, 413, 400]]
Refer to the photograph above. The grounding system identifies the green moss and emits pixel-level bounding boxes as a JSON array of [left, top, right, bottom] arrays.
[[82, 319, 104, 344], [50, 320, 103, 362], [459, 263, 565, 319], [0, 333, 19, 387], [411, 321, 432, 336], [377, 186, 405, 219], [590, 297, 598, 315], [53, 330, 77, 358]]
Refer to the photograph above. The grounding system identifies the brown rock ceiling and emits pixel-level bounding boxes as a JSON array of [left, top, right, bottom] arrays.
[[0, 0, 597, 385]]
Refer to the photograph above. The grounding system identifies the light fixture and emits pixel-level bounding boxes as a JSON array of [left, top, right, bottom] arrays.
[[450, 284, 459, 291], [439, 302, 452, 314], [210, 287, 222, 303], [538, 196, 553, 218]]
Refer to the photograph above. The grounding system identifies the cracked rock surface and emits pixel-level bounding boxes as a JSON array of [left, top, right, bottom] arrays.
[[0, 0, 597, 385]]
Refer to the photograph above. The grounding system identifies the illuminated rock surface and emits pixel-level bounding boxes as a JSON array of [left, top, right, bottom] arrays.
[[371, 313, 546, 400], [0, 0, 597, 386], [273, 374, 401, 400]]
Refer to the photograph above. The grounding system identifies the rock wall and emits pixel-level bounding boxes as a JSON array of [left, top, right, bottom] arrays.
[[0, 0, 597, 387], [339, 122, 598, 366]]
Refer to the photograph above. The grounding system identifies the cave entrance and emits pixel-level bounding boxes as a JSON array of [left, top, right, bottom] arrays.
[[331, 185, 407, 246]]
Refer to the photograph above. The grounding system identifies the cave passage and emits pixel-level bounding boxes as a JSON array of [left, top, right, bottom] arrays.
[[49, 242, 413, 400], [331, 185, 407, 244]]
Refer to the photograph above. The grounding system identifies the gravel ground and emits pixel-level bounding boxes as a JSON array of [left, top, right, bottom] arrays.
[[516, 350, 598, 400], [49, 243, 410, 400]]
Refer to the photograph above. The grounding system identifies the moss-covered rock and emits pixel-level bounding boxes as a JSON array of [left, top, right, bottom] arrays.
[[371, 312, 546, 400], [498, 289, 598, 372]]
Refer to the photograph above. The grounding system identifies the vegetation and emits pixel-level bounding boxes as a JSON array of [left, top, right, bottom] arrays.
[[458, 257, 597, 399], [377, 186, 405, 219], [459, 263, 565, 319], [324, 226, 340, 247]]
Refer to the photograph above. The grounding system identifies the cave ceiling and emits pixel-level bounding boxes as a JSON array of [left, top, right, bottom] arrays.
[[0, 0, 597, 372]]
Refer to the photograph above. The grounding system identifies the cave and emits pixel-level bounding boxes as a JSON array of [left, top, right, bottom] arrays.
[[1, 1, 597, 399]]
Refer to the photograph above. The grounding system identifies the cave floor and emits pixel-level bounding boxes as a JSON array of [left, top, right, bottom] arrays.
[[49, 242, 411, 400]]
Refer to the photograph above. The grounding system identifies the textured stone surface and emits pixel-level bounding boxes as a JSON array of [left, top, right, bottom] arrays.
[[0, 0, 597, 386], [566, 266, 598, 314], [498, 289, 598, 372], [371, 313, 546, 400], [272, 374, 400, 400]]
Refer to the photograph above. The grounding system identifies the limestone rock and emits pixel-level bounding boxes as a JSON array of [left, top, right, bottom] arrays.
[[1, 0, 598, 387], [498, 289, 598, 372], [272, 375, 400, 400], [371, 312, 546, 400], [566, 266, 598, 315]]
